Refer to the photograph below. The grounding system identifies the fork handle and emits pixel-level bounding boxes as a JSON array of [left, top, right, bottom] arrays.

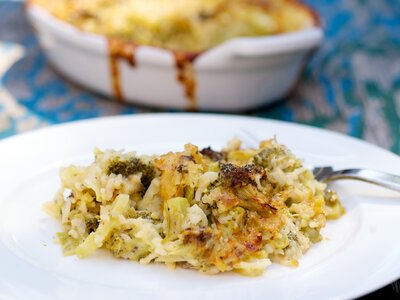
[[326, 169, 400, 192]]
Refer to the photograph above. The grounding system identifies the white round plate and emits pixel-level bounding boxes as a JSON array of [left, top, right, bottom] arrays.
[[1, 114, 400, 300]]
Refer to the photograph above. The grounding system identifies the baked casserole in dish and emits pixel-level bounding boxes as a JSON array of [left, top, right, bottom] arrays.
[[27, 0, 322, 110]]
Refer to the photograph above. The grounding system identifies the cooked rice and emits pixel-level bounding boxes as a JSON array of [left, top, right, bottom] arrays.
[[44, 138, 344, 276]]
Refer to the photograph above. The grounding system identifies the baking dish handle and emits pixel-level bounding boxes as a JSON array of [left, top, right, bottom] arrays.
[[232, 27, 323, 57], [196, 27, 323, 67]]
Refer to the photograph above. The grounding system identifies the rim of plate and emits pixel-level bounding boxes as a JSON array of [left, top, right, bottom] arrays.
[[0, 113, 399, 300]]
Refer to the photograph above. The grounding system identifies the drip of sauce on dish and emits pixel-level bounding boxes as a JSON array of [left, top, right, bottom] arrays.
[[28, 1, 318, 111], [103, 1, 316, 109], [108, 38, 201, 109], [173, 52, 200, 111], [103, 10, 205, 110], [108, 39, 137, 101]]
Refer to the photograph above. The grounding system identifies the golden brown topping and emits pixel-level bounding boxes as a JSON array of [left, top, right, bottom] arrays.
[[220, 163, 263, 187]]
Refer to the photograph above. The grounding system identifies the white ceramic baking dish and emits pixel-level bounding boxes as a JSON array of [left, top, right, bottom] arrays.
[[26, 3, 323, 111]]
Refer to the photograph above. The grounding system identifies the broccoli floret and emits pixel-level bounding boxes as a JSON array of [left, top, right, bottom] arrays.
[[220, 163, 263, 187], [107, 157, 155, 189], [253, 148, 286, 168]]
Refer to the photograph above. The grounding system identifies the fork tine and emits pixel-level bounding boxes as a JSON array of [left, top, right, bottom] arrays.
[[313, 166, 334, 181], [238, 129, 260, 148]]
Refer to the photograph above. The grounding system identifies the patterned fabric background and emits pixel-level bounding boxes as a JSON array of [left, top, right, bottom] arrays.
[[255, 0, 400, 154]]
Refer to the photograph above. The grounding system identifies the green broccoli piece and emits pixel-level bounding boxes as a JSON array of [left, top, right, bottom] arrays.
[[254, 147, 302, 172], [253, 148, 286, 168], [107, 157, 155, 189]]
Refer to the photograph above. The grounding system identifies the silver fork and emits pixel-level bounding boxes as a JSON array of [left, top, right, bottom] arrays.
[[239, 130, 400, 193], [313, 167, 400, 192]]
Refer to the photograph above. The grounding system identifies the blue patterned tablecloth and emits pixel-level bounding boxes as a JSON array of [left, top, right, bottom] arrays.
[[0, 1, 399, 298]]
